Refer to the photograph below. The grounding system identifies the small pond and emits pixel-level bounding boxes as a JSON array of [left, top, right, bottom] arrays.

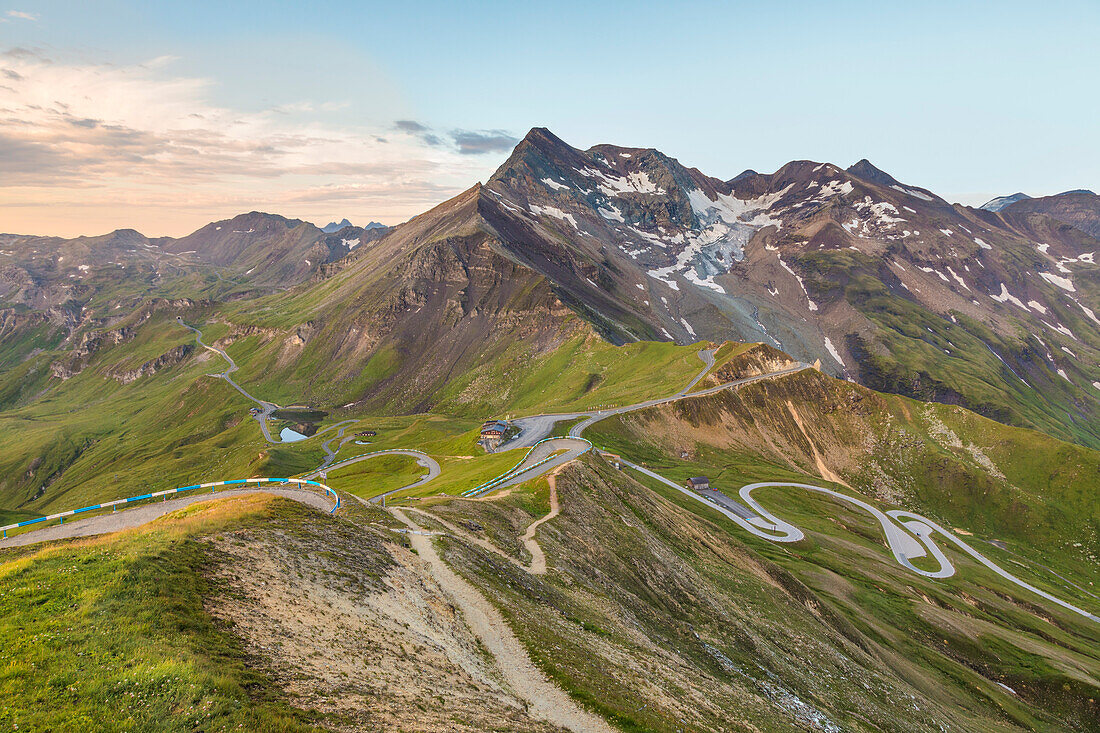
[[280, 427, 308, 442]]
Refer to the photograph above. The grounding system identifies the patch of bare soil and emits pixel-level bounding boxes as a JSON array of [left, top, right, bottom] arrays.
[[204, 516, 566, 732]]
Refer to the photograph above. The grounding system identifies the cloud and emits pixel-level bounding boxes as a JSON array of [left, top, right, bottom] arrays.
[[451, 129, 520, 155], [0, 55, 517, 236], [6, 10, 38, 21], [394, 119, 428, 133], [394, 119, 447, 148], [396, 120, 519, 155]]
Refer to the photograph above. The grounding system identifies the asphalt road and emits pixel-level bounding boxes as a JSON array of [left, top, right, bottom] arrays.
[[620, 458, 1100, 624], [179, 317, 281, 442], [477, 438, 591, 494], [179, 318, 360, 446], [303, 449, 443, 503], [500, 348, 716, 449], [0, 487, 336, 549], [504, 348, 808, 449], [567, 362, 809, 439]]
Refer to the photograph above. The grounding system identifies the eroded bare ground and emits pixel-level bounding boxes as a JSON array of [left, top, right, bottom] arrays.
[[202, 507, 566, 732]]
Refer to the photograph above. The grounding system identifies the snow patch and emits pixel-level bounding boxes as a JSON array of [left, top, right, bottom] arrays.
[[945, 266, 969, 290], [824, 336, 845, 366], [530, 204, 579, 229], [647, 267, 680, 290], [990, 283, 1029, 310], [919, 266, 950, 283], [541, 177, 570, 191], [778, 255, 818, 311], [1040, 271, 1075, 292], [890, 184, 933, 201], [598, 204, 625, 223]]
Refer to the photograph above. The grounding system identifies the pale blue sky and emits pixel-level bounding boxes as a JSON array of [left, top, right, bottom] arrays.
[[2, 1, 1097, 235]]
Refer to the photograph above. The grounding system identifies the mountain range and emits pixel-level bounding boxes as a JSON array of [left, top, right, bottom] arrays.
[[4, 127, 1100, 449]]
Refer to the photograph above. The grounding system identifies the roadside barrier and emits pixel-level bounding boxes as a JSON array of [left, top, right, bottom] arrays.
[[1, 477, 340, 539], [462, 437, 592, 497]]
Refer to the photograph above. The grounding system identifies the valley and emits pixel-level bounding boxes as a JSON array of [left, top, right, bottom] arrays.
[[2, 128, 1099, 732]]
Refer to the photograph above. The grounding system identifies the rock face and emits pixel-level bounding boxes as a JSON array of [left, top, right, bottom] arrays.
[[110, 344, 194, 384]]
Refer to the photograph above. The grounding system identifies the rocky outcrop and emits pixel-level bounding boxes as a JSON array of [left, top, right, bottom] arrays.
[[110, 344, 194, 384], [50, 325, 137, 380]]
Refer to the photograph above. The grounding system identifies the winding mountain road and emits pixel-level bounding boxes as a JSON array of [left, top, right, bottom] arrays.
[[303, 449, 442, 503], [178, 317, 285, 441], [179, 318, 359, 445], [621, 458, 1100, 624], [503, 349, 808, 448], [9, 331, 1094, 628]]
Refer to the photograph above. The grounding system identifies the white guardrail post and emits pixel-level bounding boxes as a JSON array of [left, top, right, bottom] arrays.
[[1, 477, 340, 538]]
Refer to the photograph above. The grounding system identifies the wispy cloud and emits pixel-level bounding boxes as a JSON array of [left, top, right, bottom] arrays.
[[0, 52, 518, 236], [451, 129, 519, 155], [6, 10, 38, 21]]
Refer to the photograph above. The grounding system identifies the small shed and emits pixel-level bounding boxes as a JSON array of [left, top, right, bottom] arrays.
[[686, 476, 710, 491]]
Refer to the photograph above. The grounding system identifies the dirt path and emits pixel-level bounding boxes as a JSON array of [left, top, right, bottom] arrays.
[[391, 508, 615, 733], [520, 469, 562, 575]]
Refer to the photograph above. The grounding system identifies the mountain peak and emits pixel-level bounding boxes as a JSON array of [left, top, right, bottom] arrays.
[[519, 126, 570, 151], [979, 192, 1031, 212], [322, 218, 354, 233], [847, 159, 900, 188]]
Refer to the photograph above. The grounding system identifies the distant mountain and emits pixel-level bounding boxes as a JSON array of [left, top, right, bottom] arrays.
[[999, 189, 1100, 239], [321, 218, 354, 233], [980, 193, 1031, 212], [846, 159, 942, 203], [321, 219, 387, 233], [4, 127, 1099, 447], [0, 212, 395, 311]]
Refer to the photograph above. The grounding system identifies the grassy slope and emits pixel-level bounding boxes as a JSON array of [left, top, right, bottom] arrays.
[[0, 304, 709, 516], [0, 494, 323, 732], [434, 454, 1100, 732], [587, 369, 1099, 596]]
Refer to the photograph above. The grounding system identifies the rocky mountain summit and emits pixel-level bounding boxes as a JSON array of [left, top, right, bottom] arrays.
[[450, 128, 1100, 445]]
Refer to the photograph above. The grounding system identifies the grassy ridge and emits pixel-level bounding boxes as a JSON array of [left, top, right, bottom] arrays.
[[0, 495, 321, 732]]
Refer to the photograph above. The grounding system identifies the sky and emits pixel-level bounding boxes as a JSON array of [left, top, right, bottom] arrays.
[[1, 1, 1098, 237]]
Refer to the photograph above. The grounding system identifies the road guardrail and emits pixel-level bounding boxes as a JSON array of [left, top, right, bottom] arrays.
[[1, 477, 340, 538], [462, 437, 592, 497]]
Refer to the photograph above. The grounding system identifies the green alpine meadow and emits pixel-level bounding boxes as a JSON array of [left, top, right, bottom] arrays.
[[2, 3, 1098, 731]]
